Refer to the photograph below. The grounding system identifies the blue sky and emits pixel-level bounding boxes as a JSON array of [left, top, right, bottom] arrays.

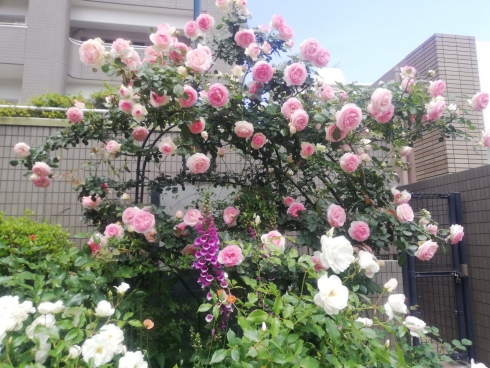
[[247, 0, 490, 84]]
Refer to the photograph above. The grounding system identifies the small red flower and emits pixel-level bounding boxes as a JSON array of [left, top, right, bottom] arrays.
[[29, 235, 36, 241]]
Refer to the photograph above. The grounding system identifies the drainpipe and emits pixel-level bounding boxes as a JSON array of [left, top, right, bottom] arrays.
[[194, 0, 202, 20]]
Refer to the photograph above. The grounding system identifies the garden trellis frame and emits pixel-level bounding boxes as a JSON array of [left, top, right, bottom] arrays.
[[403, 192, 475, 361]]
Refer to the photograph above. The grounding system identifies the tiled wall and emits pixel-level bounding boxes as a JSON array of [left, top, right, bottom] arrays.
[[403, 164, 490, 364], [0, 26, 26, 65], [83, 0, 194, 10]]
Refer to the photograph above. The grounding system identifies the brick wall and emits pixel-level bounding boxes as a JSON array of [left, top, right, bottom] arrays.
[[403, 164, 490, 364]]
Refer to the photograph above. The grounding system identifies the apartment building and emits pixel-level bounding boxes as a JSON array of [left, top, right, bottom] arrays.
[[0, 0, 223, 103]]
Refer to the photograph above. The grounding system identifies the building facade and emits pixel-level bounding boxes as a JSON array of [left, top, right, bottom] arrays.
[[0, 0, 223, 103]]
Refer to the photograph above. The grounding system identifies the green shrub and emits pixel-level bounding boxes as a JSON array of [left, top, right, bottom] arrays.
[[0, 211, 74, 261]]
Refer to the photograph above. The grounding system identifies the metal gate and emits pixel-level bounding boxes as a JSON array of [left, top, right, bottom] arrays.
[[403, 192, 475, 360]]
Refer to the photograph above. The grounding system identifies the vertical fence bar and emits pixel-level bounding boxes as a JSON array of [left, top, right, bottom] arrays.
[[448, 193, 467, 345], [454, 192, 476, 359]]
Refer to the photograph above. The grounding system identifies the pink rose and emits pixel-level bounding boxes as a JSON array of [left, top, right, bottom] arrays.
[[396, 204, 414, 222], [370, 88, 393, 114], [261, 42, 272, 54], [169, 42, 189, 64], [158, 137, 176, 155], [392, 188, 411, 205], [290, 109, 309, 131], [132, 127, 149, 142], [88, 233, 107, 253], [13, 142, 30, 158], [245, 43, 260, 60], [217, 147, 226, 156], [360, 153, 371, 163], [178, 86, 198, 108], [248, 81, 262, 97], [133, 211, 155, 234], [335, 103, 362, 131], [189, 118, 206, 134], [339, 153, 361, 173], [327, 204, 346, 228], [196, 14, 215, 32], [258, 24, 270, 33], [300, 38, 320, 61], [481, 130, 490, 147], [270, 14, 286, 31], [218, 245, 244, 267], [325, 124, 347, 142], [66, 107, 84, 123], [122, 207, 141, 226], [401, 146, 412, 157], [82, 195, 101, 209], [144, 46, 162, 64], [150, 91, 170, 107], [106, 140, 121, 153], [429, 80, 446, 98], [234, 29, 255, 49], [370, 103, 394, 124], [284, 197, 295, 206], [145, 228, 158, 243], [313, 47, 330, 68], [449, 224, 464, 244], [251, 133, 267, 149], [181, 244, 197, 256], [79, 39, 105, 68], [149, 29, 173, 52], [186, 46, 212, 73], [184, 209, 202, 227], [318, 85, 335, 101], [400, 66, 417, 78], [312, 251, 327, 272], [341, 144, 351, 152], [278, 24, 294, 41], [32, 162, 51, 177], [469, 92, 489, 111], [427, 99, 446, 121], [348, 221, 370, 242], [400, 78, 415, 93], [186, 153, 210, 174], [300, 142, 315, 158], [111, 38, 132, 59], [425, 224, 438, 235], [100, 183, 109, 193], [283, 63, 307, 86], [414, 241, 438, 261], [287, 202, 306, 218], [131, 103, 148, 123], [215, 0, 230, 11], [261, 230, 286, 252], [234, 121, 254, 138], [281, 97, 303, 119], [223, 207, 240, 227], [104, 223, 125, 239], [251, 61, 274, 83], [184, 21, 201, 40], [119, 99, 134, 113], [33, 177, 51, 188], [208, 83, 229, 108]]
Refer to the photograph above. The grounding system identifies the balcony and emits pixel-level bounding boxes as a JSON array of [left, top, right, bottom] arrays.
[[0, 24, 27, 65]]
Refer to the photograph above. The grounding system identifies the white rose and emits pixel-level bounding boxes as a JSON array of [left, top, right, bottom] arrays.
[[175, 210, 184, 219], [231, 65, 244, 77], [119, 351, 148, 368], [114, 282, 130, 294], [403, 316, 427, 338], [471, 359, 488, 368], [99, 324, 124, 347], [69, 345, 81, 359], [315, 143, 326, 152], [94, 300, 115, 317], [355, 317, 373, 327], [26, 314, 56, 339], [357, 250, 380, 278], [37, 301, 64, 315], [383, 278, 398, 292], [177, 66, 188, 76], [314, 275, 349, 315], [384, 294, 408, 320], [81, 334, 115, 366], [319, 235, 355, 274]]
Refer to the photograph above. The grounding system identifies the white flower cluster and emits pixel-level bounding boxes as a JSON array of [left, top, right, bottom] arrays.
[[0, 286, 147, 368]]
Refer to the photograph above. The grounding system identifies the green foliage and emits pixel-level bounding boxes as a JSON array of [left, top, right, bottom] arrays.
[[0, 211, 73, 262]]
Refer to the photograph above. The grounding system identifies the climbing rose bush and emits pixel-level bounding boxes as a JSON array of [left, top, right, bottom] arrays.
[[9, 0, 486, 366]]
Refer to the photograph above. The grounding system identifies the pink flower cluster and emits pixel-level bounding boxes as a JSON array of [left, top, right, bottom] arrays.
[[269, 14, 294, 42], [299, 38, 330, 68], [122, 206, 157, 242], [287, 201, 306, 218], [223, 207, 240, 227], [31, 162, 52, 188]]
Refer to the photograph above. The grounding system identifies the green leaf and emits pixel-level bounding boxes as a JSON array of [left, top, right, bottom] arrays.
[[227, 329, 240, 346], [273, 296, 283, 316], [198, 303, 213, 312], [360, 327, 377, 339], [128, 319, 143, 327], [462, 338, 473, 346], [231, 348, 240, 362], [243, 329, 259, 342], [300, 356, 320, 368], [64, 328, 80, 342], [283, 320, 294, 330], [173, 84, 185, 97], [396, 343, 406, 366], [10, 160, 18, 166], [271, 317, 280, 337], [247, 293, 258, 304], [210, 349, 228, 364], [123, 312, 134, 321], [325, 318, 340, 345], [247, 309, 268, 323]]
